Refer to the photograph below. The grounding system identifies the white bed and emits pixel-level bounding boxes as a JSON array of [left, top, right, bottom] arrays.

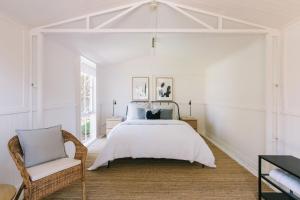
[[89, 119, 216, 170]]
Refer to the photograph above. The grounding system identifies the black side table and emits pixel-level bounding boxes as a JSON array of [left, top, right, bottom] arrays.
[[258, 155, 300, 200]]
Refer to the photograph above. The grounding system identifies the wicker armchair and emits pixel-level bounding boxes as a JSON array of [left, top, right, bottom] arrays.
[[8, 130, 88, 200]]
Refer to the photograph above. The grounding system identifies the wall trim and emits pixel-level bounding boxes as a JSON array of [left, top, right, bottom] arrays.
[[0, 22, 29, 117], [203, 134, 278, 192], [0, 103, 78, 116], [202, 132, 257, 177], [204, 103, 265, 113], [0, 106, 29, 116], [43, 103, 78, 111], [281, 111, 300, 118]]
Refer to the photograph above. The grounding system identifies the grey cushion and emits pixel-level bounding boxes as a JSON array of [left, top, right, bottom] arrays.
[[16, 125, 67, 168], [152, 104, 178, 119], [136, 108, 146, 119], [160, 109, 173, 119], [127, 103, 149, 120]]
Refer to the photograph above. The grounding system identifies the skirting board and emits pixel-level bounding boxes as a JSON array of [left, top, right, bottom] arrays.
[[203, 134, 279, 192], [201, 132, 257, 177]]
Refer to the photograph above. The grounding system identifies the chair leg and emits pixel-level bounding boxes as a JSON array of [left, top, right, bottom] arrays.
[[82, 180, 87, 200], [23, 188, 31, 200], [14, 182, 24, 200]]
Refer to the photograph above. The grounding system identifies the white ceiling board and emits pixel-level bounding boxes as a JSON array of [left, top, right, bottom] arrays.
[[45, 19, 87, 29], [1, 0, 300, 28], [45, 33, 153, 65], [45, 33, 265, 67]]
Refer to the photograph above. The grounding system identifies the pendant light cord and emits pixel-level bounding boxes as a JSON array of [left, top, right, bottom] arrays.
[[151, 1, 158, 49]]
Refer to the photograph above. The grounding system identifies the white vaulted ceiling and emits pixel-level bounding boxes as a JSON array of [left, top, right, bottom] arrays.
[[45, 33, 265, 66], [0, 0, 300, 29]]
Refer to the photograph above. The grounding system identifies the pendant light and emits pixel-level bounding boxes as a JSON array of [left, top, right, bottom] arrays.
[[151, 0, 158, 55]]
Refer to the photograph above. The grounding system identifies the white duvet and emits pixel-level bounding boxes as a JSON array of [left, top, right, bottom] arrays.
[[88, 120, 216, 170]]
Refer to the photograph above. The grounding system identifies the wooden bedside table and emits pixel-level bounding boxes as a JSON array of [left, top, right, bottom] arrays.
[[181, 116, 197, 132], [106, 117, 123, 136]]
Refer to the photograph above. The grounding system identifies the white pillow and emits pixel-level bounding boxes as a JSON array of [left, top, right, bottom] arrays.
[[270, 169, 300, 197], [127, 103, 150, 120]]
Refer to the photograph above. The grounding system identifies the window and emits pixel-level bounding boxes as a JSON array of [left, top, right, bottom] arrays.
[[80, 57, 96, 143]]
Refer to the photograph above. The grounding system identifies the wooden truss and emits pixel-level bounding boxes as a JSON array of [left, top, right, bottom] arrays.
[[32, 0, 277, 34]]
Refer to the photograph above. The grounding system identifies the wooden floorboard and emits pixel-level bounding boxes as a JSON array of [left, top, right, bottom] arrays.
[[46, 140, 269, 200]]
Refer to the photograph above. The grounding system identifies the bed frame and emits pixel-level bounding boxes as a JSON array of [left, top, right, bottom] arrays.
[[107, 100, 207, 169], [125, 100, 181, 120]]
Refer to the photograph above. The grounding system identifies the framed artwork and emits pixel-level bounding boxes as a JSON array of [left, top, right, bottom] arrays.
[[132, 77, 149, 101], [156, 77, 173, 101]]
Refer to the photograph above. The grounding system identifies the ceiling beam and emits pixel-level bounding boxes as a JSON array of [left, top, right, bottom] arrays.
[[37, 28, 270, 34], [37, 1, 146, 29], [162, 1, 214, 29], [172, 2, 272, 31], [32, 0, 277, 34], [94, 1, 150, 29]]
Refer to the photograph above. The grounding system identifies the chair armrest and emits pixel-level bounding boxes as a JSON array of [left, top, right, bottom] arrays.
[[8, 136, 31, 187], [62, 130, 88, 163]]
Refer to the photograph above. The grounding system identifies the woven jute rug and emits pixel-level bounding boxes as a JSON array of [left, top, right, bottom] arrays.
[[46, 140, 269, 200]]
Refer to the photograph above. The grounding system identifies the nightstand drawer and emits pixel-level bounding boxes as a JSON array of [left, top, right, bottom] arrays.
[[185, 120, 197, 129], [106, 128, 113, 135], [181, 116, 198, 132], [106, 120, 121, 129], [106, 117, 123, 136]]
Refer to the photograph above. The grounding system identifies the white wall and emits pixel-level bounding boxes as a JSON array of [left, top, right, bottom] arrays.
[[43, 37, 81, 157], [43, 37, 80, 135], [279, 20, 300, 158], [97, 55, 206, 136], [204, 35, 266, 173], [0, 15, 29, 186]]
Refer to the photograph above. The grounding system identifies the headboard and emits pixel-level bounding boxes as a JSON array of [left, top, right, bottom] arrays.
[[126, 100, 181, 120]]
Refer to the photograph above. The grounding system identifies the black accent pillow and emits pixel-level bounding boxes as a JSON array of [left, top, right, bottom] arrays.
[[146, 110, 161, 120]]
